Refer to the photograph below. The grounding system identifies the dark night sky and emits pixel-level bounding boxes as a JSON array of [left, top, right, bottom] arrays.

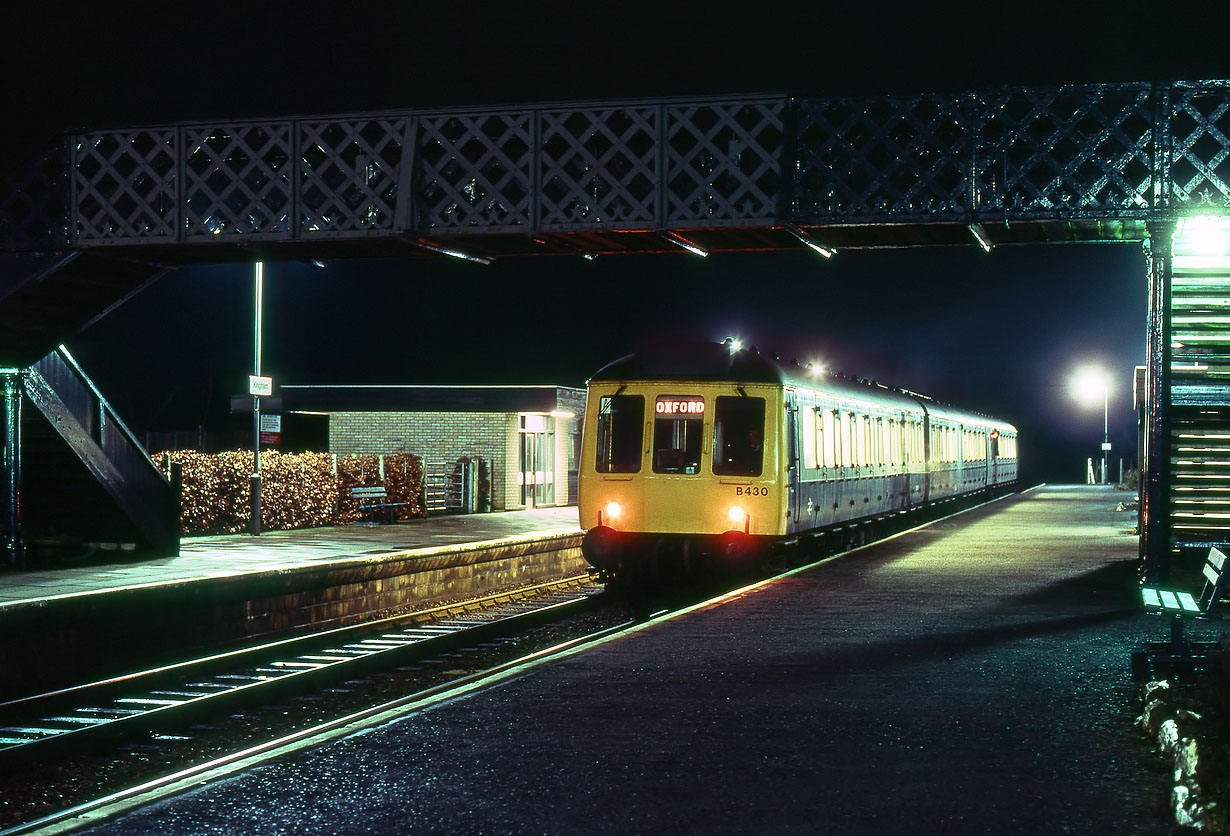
[[6, 1, 1230, 483]]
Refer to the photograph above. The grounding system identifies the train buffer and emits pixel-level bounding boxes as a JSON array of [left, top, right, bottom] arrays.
[[1132, 546, 1228, 681], [349, 485, 407, 525]]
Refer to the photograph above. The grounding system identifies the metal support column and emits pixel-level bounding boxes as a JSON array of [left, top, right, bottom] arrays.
[[1142, 219, 1176, 583], [250, 261, 263, 537], [2, 370, 24, 568]]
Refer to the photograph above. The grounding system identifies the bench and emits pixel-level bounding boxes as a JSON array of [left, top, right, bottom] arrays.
[[349, 485, 408, 525], [1133, 546, 1228, 679]]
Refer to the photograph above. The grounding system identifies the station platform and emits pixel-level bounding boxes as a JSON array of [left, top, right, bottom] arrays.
[[73, 485, 1209, 835], [0, 507, 584, 700], [0, 506, 581, 608]]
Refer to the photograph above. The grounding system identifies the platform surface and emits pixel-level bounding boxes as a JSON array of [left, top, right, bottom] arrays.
[[73, 485, 1206, 835], [0, 506, 581, 608]]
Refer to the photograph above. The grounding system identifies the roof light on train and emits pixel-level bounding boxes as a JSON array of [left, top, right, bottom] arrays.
[[728, 505, 746, 524], [606, 501, 623, 520]]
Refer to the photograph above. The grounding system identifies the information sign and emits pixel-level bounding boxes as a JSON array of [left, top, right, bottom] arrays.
[[259, 414, 282, 445]]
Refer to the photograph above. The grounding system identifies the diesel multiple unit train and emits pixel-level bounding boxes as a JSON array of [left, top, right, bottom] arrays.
[[578, 341, 1017, 576]]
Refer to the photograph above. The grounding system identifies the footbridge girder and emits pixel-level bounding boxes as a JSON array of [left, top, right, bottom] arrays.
[[8, 83, 1229, 262]]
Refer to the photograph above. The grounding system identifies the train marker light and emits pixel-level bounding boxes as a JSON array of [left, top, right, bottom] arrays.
[[606, 501, 623, 520], [728, 505, 746, 523]]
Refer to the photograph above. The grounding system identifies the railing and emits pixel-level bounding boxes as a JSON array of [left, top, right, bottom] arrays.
[[26, 346, 173, 531], [5, 82, 1230, 252]]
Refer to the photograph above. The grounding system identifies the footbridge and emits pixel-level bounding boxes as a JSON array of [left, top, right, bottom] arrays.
[[2, 80, 1230, 574]]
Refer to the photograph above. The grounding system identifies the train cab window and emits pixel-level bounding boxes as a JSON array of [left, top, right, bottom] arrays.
[[652, 396, 705, 474], [713, 396, 766, 476], [595, 395, 644, 473]]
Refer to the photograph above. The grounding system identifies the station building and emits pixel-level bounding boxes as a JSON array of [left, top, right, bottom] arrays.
[[280, 385, 586, 511]]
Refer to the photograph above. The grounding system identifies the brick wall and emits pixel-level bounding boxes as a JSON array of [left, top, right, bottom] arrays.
[[330, 411, 511, 509], [326, 399, 583, 512]]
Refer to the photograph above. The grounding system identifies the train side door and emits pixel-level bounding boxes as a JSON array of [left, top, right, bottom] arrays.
[[989, 429, 1000, 484], [785, 392, 801, 525]]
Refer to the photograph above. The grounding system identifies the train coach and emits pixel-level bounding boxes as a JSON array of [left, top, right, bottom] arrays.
[[578, 340, 1017, 577]]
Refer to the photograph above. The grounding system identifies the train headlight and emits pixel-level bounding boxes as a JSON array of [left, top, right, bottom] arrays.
[[605, 501, 623, 520], [727, 505, 746, 524]]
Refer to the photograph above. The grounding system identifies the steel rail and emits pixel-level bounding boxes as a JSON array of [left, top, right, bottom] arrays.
[[0, 575, 601, 764], [1, 609, 645, 836]]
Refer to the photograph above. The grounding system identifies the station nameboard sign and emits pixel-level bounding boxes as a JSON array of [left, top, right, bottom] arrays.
[[249, 375, 273, 396]]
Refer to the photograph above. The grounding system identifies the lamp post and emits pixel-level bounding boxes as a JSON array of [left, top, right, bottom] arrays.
[[251, 262, 263, 536], [1072, 367, 1110, 486]]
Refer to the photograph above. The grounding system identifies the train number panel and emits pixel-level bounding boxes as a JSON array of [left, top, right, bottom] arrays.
[[577, 341, 1017, 578]]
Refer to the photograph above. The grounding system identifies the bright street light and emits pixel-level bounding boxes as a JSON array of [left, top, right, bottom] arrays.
[[1071, 367, 1110, 485]]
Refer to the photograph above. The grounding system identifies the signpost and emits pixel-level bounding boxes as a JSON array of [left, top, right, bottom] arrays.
[[251, 263, 264, 536]]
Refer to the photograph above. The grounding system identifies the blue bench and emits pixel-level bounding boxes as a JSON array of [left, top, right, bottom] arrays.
[[350, 485, 407, 525], [1133, 546, 1227, 679]]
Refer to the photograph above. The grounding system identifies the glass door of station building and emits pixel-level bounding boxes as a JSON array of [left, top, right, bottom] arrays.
[[519, 414, 554, 508]]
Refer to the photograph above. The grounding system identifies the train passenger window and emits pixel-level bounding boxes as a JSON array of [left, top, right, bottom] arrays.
[[595, 395, 644, 473], [713, 396, 766, 476], [802, 406, 817, 469], [823, 411, 837, 468], [840, 412, 853, 467], [652, 396, 705, 474]]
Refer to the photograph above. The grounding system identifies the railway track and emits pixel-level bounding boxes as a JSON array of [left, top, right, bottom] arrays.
[[0, 576, 635, 831], [0, 577, 605, 767], [1, 495, 1022, 833]]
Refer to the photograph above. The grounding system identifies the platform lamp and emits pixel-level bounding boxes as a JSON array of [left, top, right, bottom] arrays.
[[1072, 366, 1111, 485]]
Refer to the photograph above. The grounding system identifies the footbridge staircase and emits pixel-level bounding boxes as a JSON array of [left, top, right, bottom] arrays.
[[4, 81, 1230, 574]]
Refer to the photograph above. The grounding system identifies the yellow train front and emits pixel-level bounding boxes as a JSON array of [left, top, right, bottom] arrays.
[[578, 341, 1017, 578]]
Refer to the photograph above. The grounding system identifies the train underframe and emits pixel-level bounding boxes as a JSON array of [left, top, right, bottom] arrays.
[[583, 484, 1015, 585]]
